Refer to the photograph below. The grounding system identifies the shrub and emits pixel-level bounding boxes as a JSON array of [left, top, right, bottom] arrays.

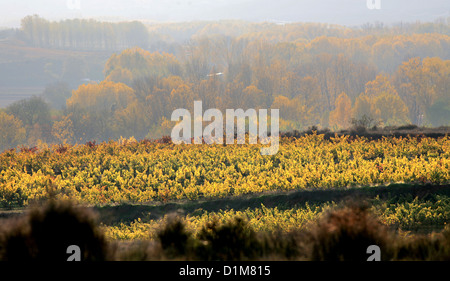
[[396, 225, 450, 260], [396, 124, 418, 131], [0, 200, 109, 261], [196, 216, 263, 261], [307, 203, 394, 261], [156, 215, 193, 259], [351, 115, 377, 129]]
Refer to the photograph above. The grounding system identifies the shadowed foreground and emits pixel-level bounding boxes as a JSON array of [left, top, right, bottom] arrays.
[[1, 199, 450, 261]]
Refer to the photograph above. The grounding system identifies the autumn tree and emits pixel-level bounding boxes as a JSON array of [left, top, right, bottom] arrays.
[[271, 95, 305, 131], [195, 75, 225, 110], [241, 84, 267, 110], [168, 82, 196, 113], [354, 74, 411, 127], [427, 98, 450, 126], [113, 100, 150, 140], [5, 96, 52, 143], [66, 81, 139, 142], [297, 76, 325, 127], [352, 95, 375, 125], [52, 115, 75, 144], [299, 54, 376, 113], [6, 96, 51, 129], [364, 74, 397, 97], [104, 48, 183, 85], [41, 81, 72, 110], [393, 57, 449, 125], [329, 92, 352, 130], [372, 93, 410, 126], [0, 111, 26, 151]]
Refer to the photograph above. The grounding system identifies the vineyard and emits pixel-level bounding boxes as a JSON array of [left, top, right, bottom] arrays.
[[0, 132, 449, 260], [1, 2, 450, 264], [103, 191, 450, 240], [0, 133, 448, 208]]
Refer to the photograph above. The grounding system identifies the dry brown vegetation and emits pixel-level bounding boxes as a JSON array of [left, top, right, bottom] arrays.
[[1, 199, 450, 261]]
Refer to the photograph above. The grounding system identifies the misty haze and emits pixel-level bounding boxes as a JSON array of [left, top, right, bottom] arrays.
[[0, 0, 449, 265]]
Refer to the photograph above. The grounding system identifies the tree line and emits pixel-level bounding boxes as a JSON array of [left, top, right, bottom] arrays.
[[19, 15, 149, 50], [0, 18, 449, 151]]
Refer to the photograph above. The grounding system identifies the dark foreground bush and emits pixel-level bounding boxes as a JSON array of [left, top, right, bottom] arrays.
[[306, 203, 395, 261], [156, 215, 194, 259], [0, 200, 109, 261], [149, 215, 308, 261], [2, 200, 450, 261], [395, 226, 450, 261], [195, 217, 263, 261]]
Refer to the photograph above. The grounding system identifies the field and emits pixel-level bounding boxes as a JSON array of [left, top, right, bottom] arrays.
[[1, 0, 450, 268], [0, 86, 44, 108], [0, 38, 109, 103], [0, 130, 449, 260], [1, 132, 449, 207]]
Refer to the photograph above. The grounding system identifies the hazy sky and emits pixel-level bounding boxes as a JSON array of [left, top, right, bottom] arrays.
[[0, 0, 449, 27]]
